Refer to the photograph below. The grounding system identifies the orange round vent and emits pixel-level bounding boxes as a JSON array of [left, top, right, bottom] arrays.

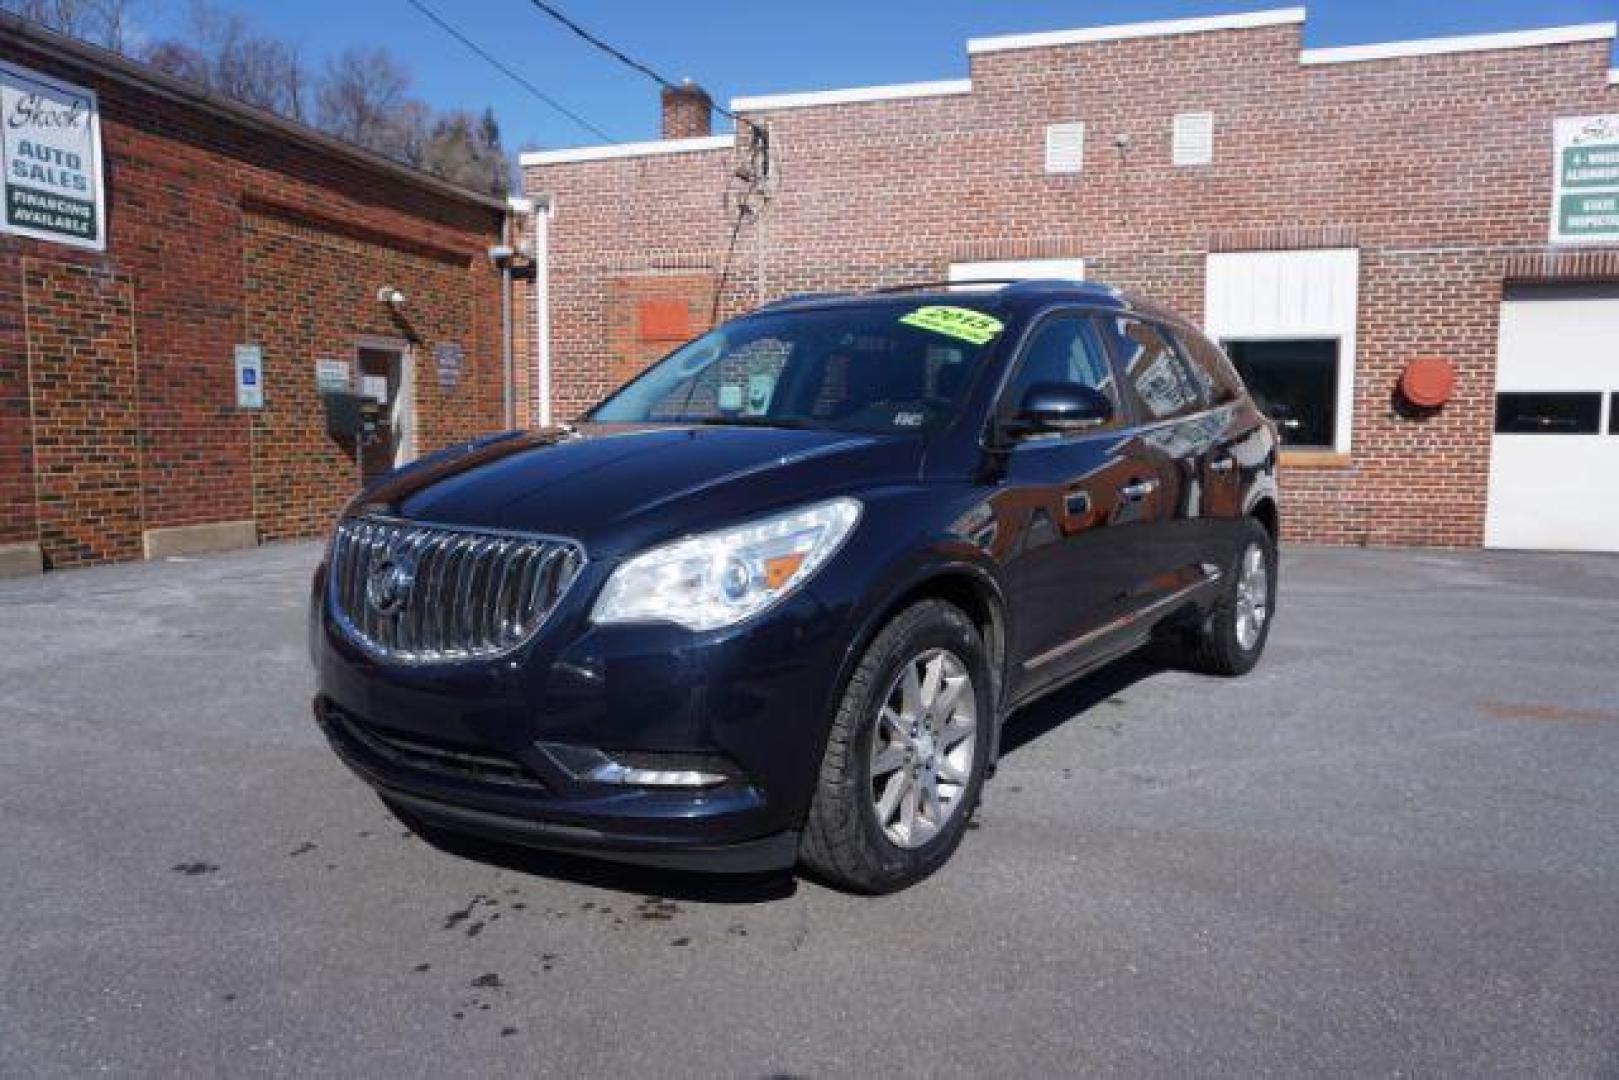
[[1400, 356, 1454, 409]]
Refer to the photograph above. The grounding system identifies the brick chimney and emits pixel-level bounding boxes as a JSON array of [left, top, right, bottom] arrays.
[[661, 80, 713, 140]]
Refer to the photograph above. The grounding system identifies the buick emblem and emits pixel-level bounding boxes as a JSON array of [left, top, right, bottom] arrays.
[[366, 553, 415, 616]]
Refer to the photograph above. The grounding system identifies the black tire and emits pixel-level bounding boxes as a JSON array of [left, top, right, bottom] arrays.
[[1183, 516, 1277, 677], [799, 599, 993, 894]]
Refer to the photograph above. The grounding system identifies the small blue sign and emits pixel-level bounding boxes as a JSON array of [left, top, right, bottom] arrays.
[[234, 344, 264, 409]]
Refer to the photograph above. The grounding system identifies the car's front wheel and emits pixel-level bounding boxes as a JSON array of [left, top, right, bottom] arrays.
[[799, 599, 992, 893]]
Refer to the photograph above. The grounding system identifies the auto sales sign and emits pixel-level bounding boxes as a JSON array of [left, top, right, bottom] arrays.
[[1, 60, 105, 251]]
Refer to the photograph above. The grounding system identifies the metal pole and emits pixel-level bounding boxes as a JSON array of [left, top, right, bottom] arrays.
[[534, 198, 552, 428], [499, 207, 516, 430], [500, 261, 514, 429]]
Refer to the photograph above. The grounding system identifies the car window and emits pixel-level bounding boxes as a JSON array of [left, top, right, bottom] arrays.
[[590, 301, 1005, 435], [1169, 327, 1243, 405], [648, 337, 792, 419], [1001, 315, 1119, 425], [1097, 316, 1204, 421]]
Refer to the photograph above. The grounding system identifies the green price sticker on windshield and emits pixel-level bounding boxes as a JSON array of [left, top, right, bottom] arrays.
[[899, 305, 1004, 346]]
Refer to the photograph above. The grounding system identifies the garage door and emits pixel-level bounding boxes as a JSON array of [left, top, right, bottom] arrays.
[[1485, 291, 1619, 552]]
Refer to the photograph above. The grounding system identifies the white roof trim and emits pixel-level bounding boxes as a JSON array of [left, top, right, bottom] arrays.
[[1299, 22, 1616, 65], [967, 6, 1304, 55], [520, 134, 734, 166], [731, 78, 972, 113], [1609, 68, 1619, 85]]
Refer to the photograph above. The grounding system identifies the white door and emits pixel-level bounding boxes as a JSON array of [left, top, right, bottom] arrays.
[[356, 341, 416, 480], [1485, 294, 1619, 552]]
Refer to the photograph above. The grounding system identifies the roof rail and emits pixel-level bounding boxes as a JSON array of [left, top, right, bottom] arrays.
[[758, 277, 1112, 311], [757, 291, 850, 310], [1001, 277, 1106, 293], [869, 278, 1023, 293]]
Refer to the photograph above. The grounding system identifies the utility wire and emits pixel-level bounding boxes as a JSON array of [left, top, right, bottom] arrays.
[[520, 0, 767, 143], [709, 199, 751, 327], [517, 0, 774, 324], [401, 0, 616, 143]]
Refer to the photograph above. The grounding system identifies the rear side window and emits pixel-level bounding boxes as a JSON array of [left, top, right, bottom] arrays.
[[1169, 328, 1244, 405], [1097, 317, 1203, 421]]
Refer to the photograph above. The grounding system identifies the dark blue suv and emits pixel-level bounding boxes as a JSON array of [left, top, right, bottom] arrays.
[[310, 280, 1280, 892]]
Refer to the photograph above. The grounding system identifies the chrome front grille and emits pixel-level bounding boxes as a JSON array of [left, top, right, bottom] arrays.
[[328, 517, 584, 664]]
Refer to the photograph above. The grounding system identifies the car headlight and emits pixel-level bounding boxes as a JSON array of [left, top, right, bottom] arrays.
[[592, 497, 862, 631]]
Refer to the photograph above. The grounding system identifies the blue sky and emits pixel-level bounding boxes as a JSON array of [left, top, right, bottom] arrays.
[[137, 1, 1619, 151]]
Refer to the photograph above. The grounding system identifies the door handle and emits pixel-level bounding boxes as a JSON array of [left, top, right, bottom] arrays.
[[1209, 455, 1236, 475], [1119, 478, 1158, 501]]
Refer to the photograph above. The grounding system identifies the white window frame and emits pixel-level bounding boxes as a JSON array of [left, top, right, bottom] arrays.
[[949, 258, 1086, 288], [1044, 123, 1085, 175], [1204, 248, 1360, 455], [1172, 111, 1215, 166]]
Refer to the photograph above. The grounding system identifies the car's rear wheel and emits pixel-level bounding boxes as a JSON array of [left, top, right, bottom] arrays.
[[1182, 516, 1277, 676], [799, 599, 992, 893]]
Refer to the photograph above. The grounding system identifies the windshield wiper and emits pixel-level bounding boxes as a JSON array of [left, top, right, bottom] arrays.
[[690, 416, 811, 430]]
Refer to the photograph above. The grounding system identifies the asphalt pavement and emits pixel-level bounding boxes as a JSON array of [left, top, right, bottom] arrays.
[[3, 542, 1618, 1076]]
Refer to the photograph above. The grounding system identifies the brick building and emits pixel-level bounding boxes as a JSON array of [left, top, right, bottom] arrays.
[[1, 16, 526, 573], [520, 7, 1619, 552]]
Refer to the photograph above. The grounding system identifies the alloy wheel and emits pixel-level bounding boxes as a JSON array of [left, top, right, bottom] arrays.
[[1234, 541, 1270, 651], [868, 647, 977, 849]]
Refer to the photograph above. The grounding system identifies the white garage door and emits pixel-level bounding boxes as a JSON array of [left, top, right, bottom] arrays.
[[1485, 293, 1619, 552]]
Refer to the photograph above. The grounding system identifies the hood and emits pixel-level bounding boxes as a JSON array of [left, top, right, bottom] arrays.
[[354, 424, 923, 556]]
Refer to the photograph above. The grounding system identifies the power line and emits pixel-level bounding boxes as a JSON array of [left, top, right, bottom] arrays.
[[517, 0, 775, 324], [710, 198, 751, 327], [520, 0, 767, 144], [401, 0, 615, 143]]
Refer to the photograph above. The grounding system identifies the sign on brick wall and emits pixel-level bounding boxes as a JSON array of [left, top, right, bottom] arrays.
[[434, 342, 464, 390], [234, 345, 264, 409], [1551, 115, 1619, 245], [0, 60, 105, 252]]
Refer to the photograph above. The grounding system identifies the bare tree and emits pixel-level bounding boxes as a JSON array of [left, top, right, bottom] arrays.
[[315, 47, 413, 152], [9, 0, 511, 192], [142, 38, 210, 83], [196, 6, 304, 118], [140, 3, 305, 119], [1, 0, 138, 51]]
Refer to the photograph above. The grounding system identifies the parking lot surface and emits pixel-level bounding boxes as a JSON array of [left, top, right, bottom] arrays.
[[3, 542, 1618, 1076]]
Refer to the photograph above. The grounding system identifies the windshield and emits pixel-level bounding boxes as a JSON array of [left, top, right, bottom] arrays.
[[587, 300, 1007, 435]]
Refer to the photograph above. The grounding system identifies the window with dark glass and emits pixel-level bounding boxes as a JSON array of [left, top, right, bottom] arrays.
[[1170, 329, 1243, 404], [1611, 393, 1619, 435], [590, 301, 1004, 435], [1223, 339, 1339, 449], [1097, 317, 1202, 421], [1003, 315, 1119, 428], [1493, 392, 1601, 434]]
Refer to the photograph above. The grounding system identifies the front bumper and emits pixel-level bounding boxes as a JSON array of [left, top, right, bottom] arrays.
[[380, 789, 798, 874], [310, 560, 852, 874], [315, 695, 798, 872]]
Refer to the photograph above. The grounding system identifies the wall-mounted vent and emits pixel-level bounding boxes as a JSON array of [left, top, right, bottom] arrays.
[[1173, 112, 1214, 166], [1044, 122, 1085, 174]]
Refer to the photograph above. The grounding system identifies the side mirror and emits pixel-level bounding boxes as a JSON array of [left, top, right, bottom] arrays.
[[1006, 382, 1114, 438]]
